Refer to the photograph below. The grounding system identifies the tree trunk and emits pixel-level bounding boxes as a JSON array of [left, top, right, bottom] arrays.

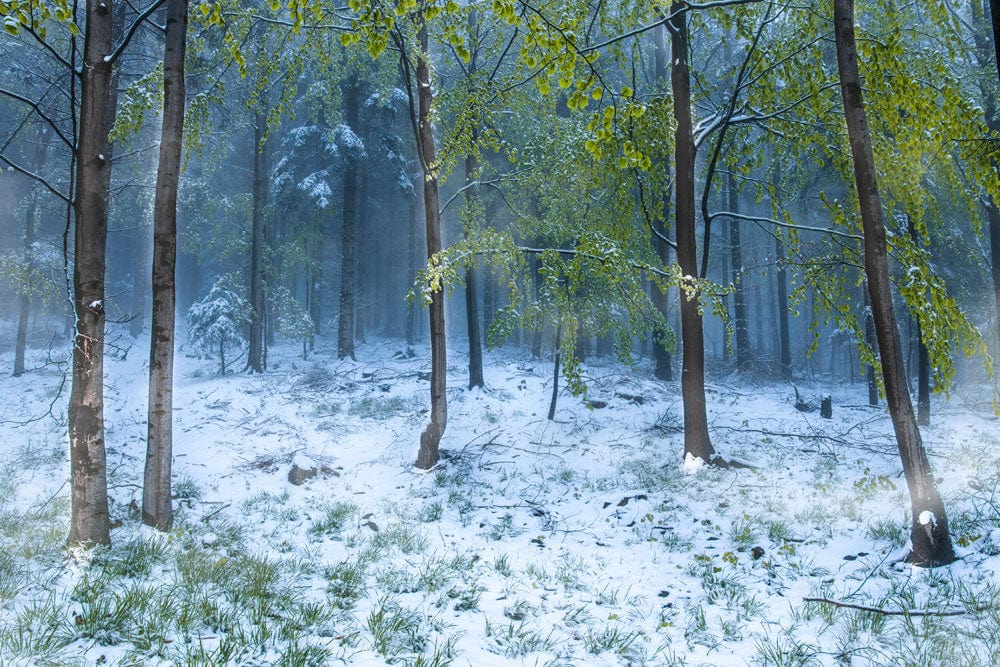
[[864, 289, 878, 406], [143, 0, 187, 533], [669, 4, 715, 464], [338, 76, 360, 360], [548, 322, 562, 420], [68, 0, 115, 547], [651, 24, 673, 382], [464, 149, 484, 389], [414, 15, 447, 469], [834, 0, 955, 566], [14, 128, 49, 376], [405, 184, 417, 346], [728, 172, 750, 371], [775, 232, 792, 380], [247, 111, 267, 373]]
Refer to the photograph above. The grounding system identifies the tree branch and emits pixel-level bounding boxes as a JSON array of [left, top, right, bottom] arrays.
[[803, 597, 995, 617], [106, 0, 168, 65], [0, 152, 70, 203]]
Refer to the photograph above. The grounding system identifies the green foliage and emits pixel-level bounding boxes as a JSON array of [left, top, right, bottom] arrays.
[[110, 64, 164, 144]]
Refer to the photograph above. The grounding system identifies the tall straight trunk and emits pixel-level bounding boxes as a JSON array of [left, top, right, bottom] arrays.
[[247, 111, 267, 373], [69, 0, 115, 547], [339, 77, 360, 360], [669, 5, 715, 463], [727, 172, 750, 371], [144, 0, 187, 532], [530, 256, 543, 358], [775, 233, 792, 379], [906, 217, 930, 425], [483, 268, 496, 337], [309, 235, 322, 343], [834, 0, 954, 566], [651, 24, 674, 382], [128, 227, 147, 337], [864, 289, 878, 405], [405, 185, 417, 346], [971, 0, 1000, 349], [464, 149, 484, 389], [14, 128, 50, 376], [548, 322, 562, 420], [414, 15, 447, 469]]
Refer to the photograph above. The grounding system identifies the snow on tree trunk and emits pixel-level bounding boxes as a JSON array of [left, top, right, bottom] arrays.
[[414, 14, 447, 470], [669, 3, 715, 465], [68, 0, 115, 547]]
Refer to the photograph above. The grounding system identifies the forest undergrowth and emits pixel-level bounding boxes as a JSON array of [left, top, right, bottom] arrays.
[[0, 329, 999, 666]]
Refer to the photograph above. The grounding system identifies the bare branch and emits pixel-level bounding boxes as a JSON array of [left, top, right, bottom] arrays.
[[711, 210, 862, 241], [106, 0, 168, 65], [0, 87, 75, 149], [0, 152, 70, 203], [803, 597, 995, 617]]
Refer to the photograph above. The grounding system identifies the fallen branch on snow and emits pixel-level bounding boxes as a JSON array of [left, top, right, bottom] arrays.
[[803, 597, 996, 617]]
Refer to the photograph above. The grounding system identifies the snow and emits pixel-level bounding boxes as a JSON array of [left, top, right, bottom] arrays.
[[918, 510, 935, 526], [1, 326, 999, 664], [681, 452, 704, 474]]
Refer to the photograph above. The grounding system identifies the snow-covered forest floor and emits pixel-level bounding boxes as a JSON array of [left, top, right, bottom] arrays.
[[2, 324, 1000, 666]]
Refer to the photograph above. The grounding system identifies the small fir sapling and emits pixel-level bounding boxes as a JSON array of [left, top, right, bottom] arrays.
[[187, 278, 250, 373]]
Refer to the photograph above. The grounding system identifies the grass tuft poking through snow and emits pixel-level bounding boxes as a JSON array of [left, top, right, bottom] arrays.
[[1, 333, 999, 665]]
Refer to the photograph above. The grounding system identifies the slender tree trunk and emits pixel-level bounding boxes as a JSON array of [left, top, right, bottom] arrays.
[[834, 0, 954, 566], [548, 322, 562, 420], [68, 0, 115, 547], [669, 4, 715, 464], [129, 228, 147, 337], [338, 77, 360, 360], [969, 1, 1000, 350], [864, 289, 878, 406], [144, 0, 187, 532], [247, 111, 267, 373], [775, 233, 792, 379], [405, 184, 417, 346], [14, 128, 50, 376], [651, 25, 674, 382], [906, 217, 931, 425], [414, 15, 447, 469], [530, 256, 543, 358], [464, 148, 484, 389], [728, 172, 750, 371]]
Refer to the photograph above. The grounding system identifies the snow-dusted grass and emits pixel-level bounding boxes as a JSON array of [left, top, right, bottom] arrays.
[[1, 325, 999, 665]]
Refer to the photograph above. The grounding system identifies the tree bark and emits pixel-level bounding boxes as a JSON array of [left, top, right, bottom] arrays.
[[414, 15, 447, 469], [669, 5, 715, 464], [247, 111, 267, 373], [464, 149, 484, 389], [339, 76, 359, 361], [728, 172, 750, 371], [68, 0, 115, 548], [144, 0, 187, 532], [834, 0, 954, 566]]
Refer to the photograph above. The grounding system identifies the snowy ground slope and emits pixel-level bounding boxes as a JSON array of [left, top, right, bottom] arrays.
[[1, 326, 1000, 666]]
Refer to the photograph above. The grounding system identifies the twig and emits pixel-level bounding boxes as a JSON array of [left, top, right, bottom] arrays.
[[803, 597, 996, 617], [201, 503, 231, 523]]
